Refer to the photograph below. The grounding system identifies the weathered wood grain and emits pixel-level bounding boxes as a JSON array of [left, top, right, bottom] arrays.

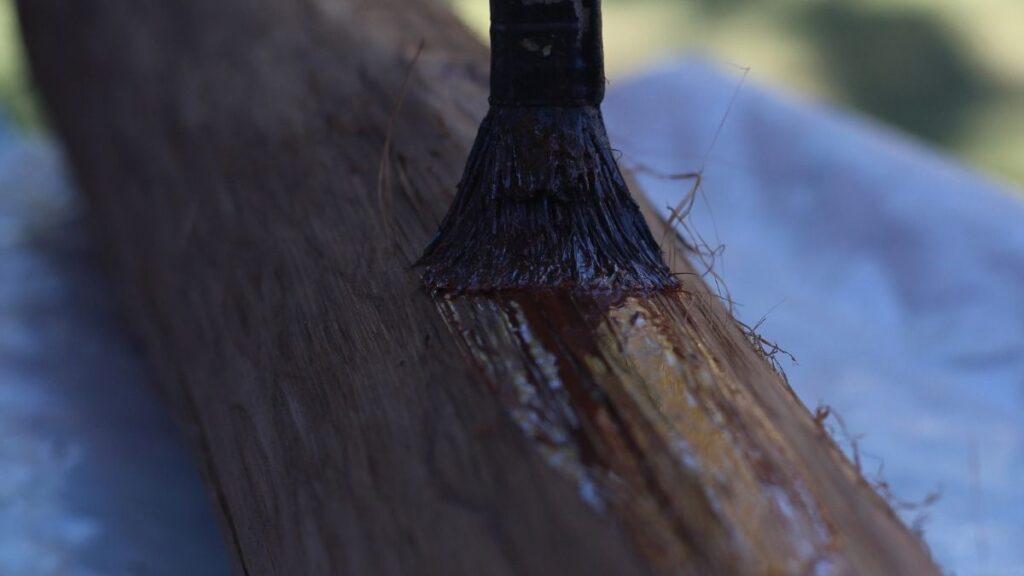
[[17, 0, 940, 574]]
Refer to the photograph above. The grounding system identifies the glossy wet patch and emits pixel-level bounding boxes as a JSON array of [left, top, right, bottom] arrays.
[[434, 288, 839, 575]]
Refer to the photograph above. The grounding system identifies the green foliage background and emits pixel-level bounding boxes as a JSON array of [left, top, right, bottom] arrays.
[[2, 0, 1022, 186], [0, 1, 40, 130], [451, 0, 1024, 188]]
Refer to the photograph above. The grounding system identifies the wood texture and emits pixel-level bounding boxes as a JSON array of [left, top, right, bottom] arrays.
[[17, 0, 939, 574]]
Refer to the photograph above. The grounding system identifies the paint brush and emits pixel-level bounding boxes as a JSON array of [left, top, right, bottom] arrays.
[[418, 0, 676, 293]]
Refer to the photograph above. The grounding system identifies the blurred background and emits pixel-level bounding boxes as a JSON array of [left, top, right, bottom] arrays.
[[1, 1, 1022, 575], [6, 0, 1022, 188], [450, 0, 1024, 188]]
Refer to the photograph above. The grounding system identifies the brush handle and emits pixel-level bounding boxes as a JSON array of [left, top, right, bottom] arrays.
[[489, 0, 605, 106]]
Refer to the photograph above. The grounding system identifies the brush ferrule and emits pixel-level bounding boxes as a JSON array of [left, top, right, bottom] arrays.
[[489, 0, 605, 107]]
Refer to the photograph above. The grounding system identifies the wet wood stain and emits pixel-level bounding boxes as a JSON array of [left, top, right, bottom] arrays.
[[432, 204, 938, 574]]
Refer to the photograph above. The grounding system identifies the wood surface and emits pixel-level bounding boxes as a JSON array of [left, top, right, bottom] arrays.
[[17, 0, 940, 574]]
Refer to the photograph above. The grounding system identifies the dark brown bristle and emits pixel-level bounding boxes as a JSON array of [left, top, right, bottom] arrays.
[[417, 105, 678, 294]]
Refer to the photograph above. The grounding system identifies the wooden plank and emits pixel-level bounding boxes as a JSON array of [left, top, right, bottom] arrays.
[[17, 0, 940, 573]]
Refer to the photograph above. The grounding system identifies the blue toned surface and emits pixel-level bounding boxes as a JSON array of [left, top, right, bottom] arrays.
[[0, 120, 231, 575], [606, 59, 1024, 576]]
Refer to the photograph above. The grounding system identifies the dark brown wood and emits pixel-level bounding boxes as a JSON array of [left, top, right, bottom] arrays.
[[17, 0, 940, 574]]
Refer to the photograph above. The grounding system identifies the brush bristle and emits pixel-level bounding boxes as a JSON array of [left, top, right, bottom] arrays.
[[418, 105, 677, 294]]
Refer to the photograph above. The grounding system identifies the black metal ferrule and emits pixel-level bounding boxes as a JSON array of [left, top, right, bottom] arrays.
[[489, 0, 605, 107]]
